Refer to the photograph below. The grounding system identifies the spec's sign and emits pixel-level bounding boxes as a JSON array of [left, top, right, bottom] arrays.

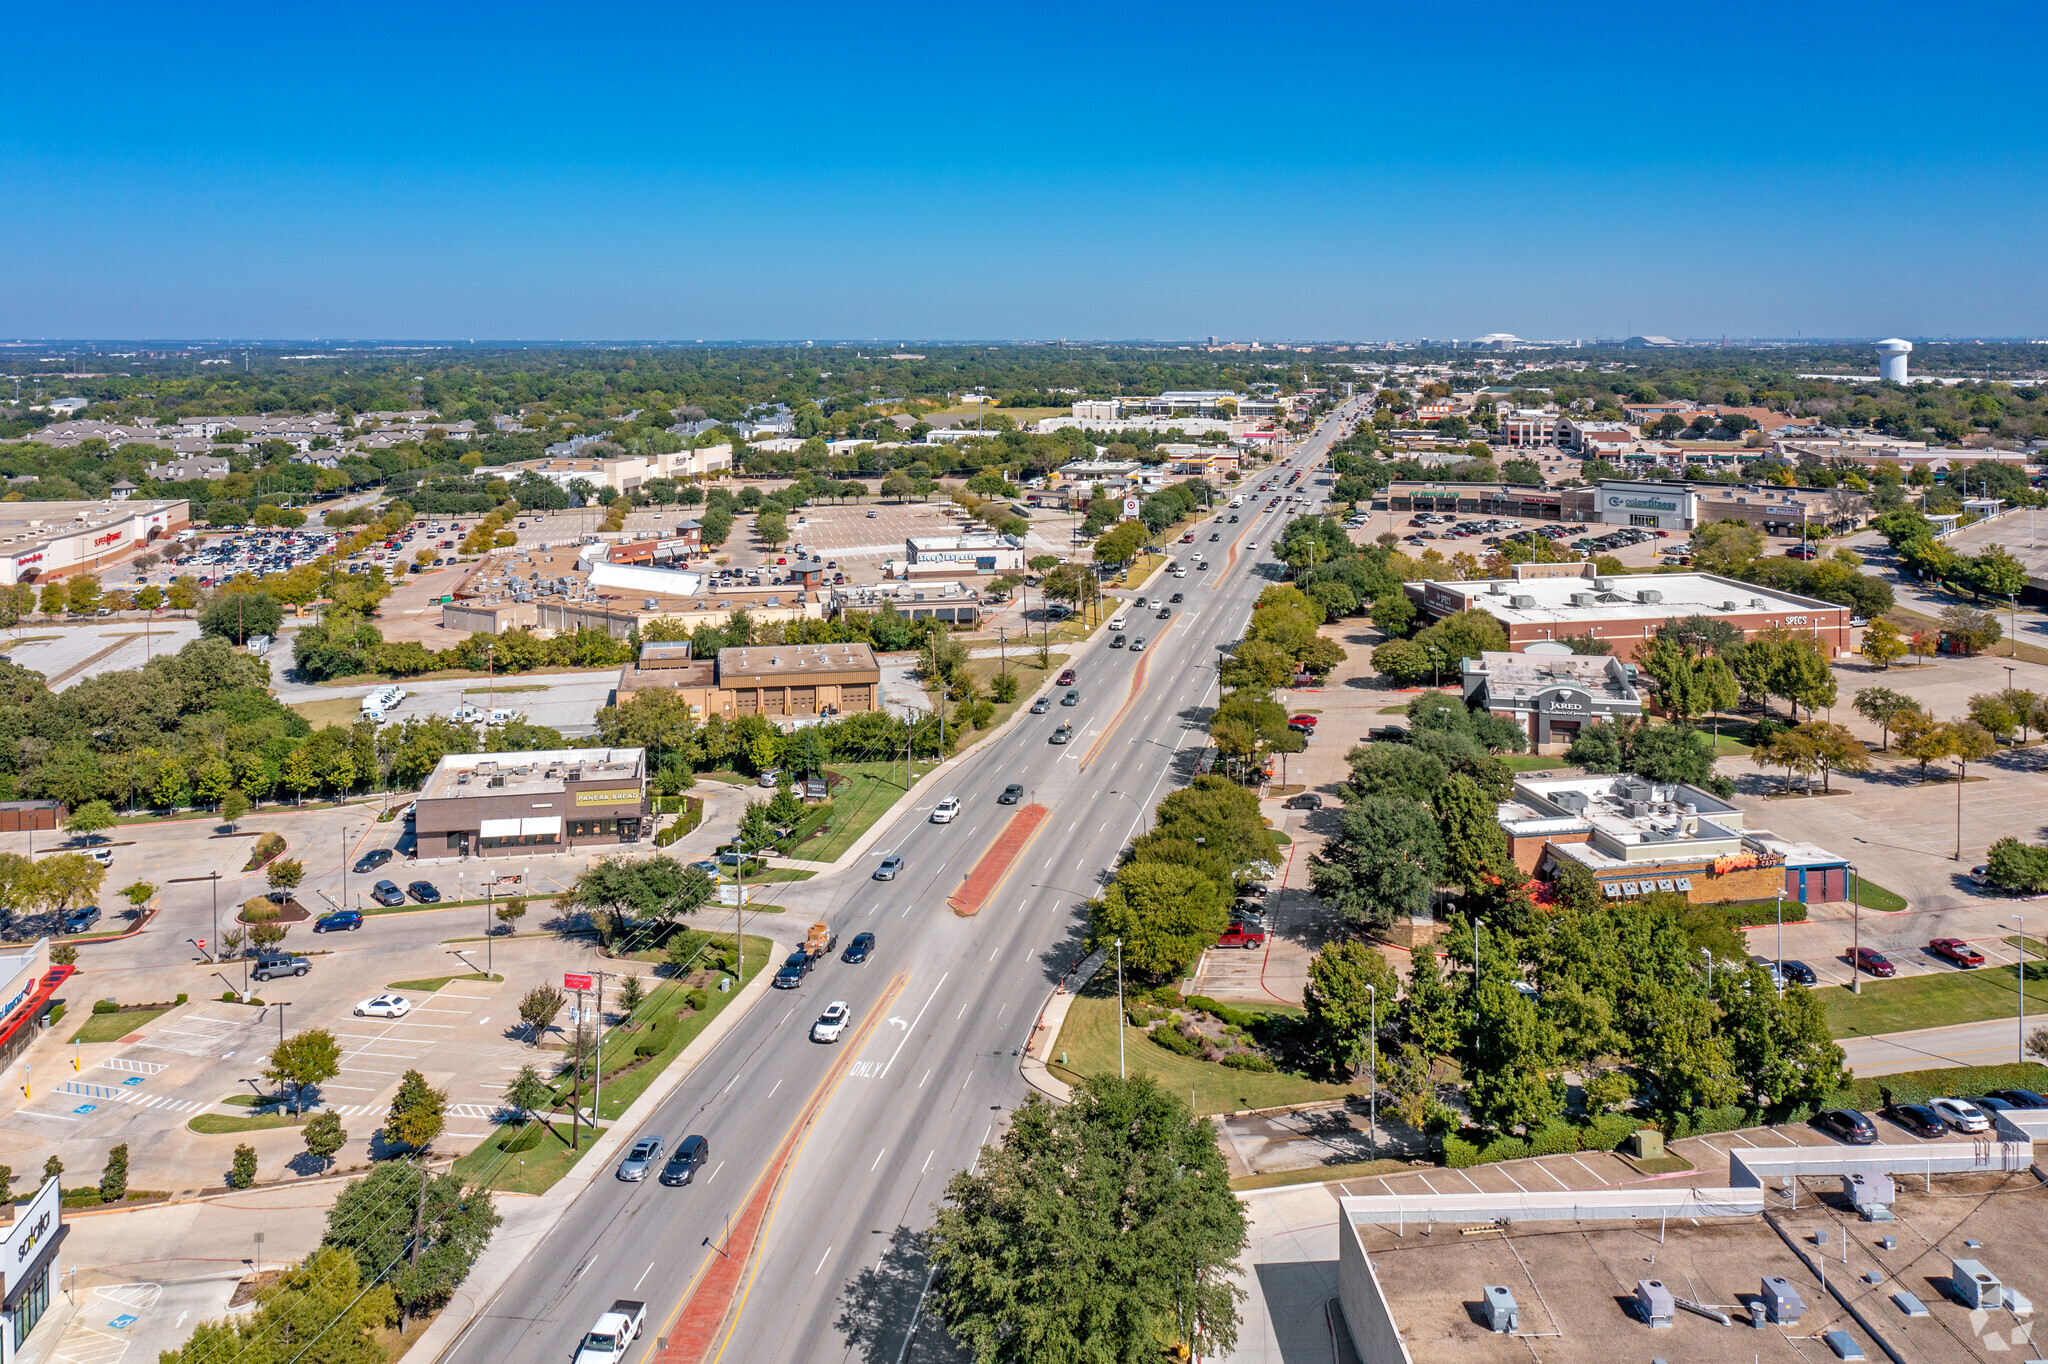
[[1122, 497, 1141, 519], [563, 973, 593, 991]]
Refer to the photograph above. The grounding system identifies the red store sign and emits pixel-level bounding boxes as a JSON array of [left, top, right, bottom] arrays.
[[563, 973, 593, 991]]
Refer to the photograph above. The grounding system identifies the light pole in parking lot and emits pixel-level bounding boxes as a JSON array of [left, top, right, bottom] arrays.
[[1114, 938, 1124, 1079], [1775, 890, 1787, 997], [1848, 864, 1861, 995], [2016, 913, 2027, 1063]]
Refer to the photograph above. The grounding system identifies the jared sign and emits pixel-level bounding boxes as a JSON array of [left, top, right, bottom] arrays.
[[1539, 689, 1589, 713]]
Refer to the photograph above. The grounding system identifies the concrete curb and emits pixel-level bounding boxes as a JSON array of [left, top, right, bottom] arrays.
[[402, 935, 785, 1364], [1019, 984, 1076, 1103]]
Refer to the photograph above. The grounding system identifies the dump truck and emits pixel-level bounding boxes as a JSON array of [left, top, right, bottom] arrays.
[[573, 1301, 645, 1364]]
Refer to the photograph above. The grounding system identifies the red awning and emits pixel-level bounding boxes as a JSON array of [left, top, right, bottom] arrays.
[[0, 965, 74, 1054]]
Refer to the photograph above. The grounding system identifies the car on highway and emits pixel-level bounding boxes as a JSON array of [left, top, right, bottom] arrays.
[[1109, 633, 1126, 648], [844, 932, 875, 964], [1879, 1101, 1947, 1137], [873, 854, 903, 881], [354, 848, 394, 873], [1056, 668, 1076, 686], [1216, 924, 1265, 950], [1208, 532, 1219, 540], [354, 993, 412, 1019], [616, 1135, 664, 1182], [1245, 541, 1256, 550], [407, 880, 441, 903], [370, 879, 406, 907], [1930, 1097, 1990, 1133], [1030, 696, 1051, 713], [1228, 514, 1238, 522], [314, 910, 363, 933], [1928, 937, 1985, 968], [1129, 637, 1146, 653], [1061, 689, 1080, 705], [930, 797, 961, 823], [1811, 1108, 1878, 1144], [1988, 1088, 2048, 1107], [999, 783, 1024, 804], [811, 1001, 851, 1043], [1051, 723, 1073, 744], [660, 1134, 710, 1185], [1195, 560, 1207, 570], [772, 951, 814, 989], [1848, 946, 1896, 978], [1282, 792, 1323, 810], [1169, 592, 1183, 603]]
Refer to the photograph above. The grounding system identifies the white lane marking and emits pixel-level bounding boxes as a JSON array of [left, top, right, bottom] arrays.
[[721, 1071, 740, 1095], [707, 1160, 724, 1183], [919, 1069, 931, 1088], [878, 974, 947, 1080], [815, 1246, 833, 1275], [961, 1067, 976, 1091], [871, 1149, 886, 1172], [988, 947, 999, 961], [635, 1262, 653, 1291], [766, 1079, 781, 1100]]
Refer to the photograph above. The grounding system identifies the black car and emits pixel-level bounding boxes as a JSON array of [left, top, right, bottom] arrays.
[[1778, 959, 1818, 985], [660, 1134, 710, 1186], [406, 881, 441, 904], [1812, 1108, 1878, 1144], [1989, 1088, 2048, 1108], [369, 880, 406, 907], [1963, 1094, 2018, 1113], [1366, 725, 1408, 743], [844, 932, 875, 964], [354, 848, 394, 874], [1208, 532, 1220, 541], [314, 910, 364, 933], [1880, 1101, 1947, 1138], [998, 783, 1024, 804], [772, 950, 813, 989], [1169, 592, 1183, 603], [1282, 793, 1323, 810]]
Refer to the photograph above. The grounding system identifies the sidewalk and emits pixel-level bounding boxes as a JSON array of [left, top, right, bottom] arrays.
[[1019, 984, 1076, 1102], [399, 930, 784, 1364]]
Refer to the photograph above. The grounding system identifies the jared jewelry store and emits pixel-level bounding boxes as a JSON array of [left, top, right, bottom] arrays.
[[0, 1177, 63, 1363], [1462, 649, 1642, 749]]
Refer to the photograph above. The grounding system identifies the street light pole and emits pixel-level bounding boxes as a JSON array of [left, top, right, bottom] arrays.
[[2017, 913, 2027, 1064], [1701, 947, 1712, 993], [1115, 938, 1125, 1079], [1849, 864, 1861, 995]]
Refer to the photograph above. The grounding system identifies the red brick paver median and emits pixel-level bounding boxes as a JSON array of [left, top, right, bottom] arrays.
[[948, 804, 1048, 916]]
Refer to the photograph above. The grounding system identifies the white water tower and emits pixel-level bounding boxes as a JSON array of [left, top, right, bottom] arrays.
[[1875, 338, 1912, 382]]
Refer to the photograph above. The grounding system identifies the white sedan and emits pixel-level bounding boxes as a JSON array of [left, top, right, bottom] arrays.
[[811, 1001, 850, 1043], [1931, 1097, 1990, 1133], [930, 797, 961, 823], [354, 994, 412, 1019]]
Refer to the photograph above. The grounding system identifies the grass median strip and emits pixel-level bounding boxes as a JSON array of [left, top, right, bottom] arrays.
[[384, 972, 502, 992], [190, 1111, 308, 1135], [68, 1004, 176, 1044], [1825, 960, 2048, 1038]]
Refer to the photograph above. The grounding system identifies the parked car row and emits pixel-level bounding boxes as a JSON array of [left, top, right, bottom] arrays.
[[1813, 1088, 2046, 1144]]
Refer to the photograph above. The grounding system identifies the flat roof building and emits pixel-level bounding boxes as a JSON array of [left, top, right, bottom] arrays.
[[415, 746, 648, 859], [903, 533, 1024, 577], [0, 499, 190, 584], [442, 544, 824, 639], [1409, 565, 1851, 663], [1461, 648, 1640, 749], [616, 641, 882, 722]]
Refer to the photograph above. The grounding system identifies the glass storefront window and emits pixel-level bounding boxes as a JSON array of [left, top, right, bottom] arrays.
[[12, 1261, 48, 1348]]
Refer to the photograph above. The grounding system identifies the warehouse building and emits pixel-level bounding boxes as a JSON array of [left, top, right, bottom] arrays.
[[414, 747, 648, 858], [1408, 564, 1852, 663]]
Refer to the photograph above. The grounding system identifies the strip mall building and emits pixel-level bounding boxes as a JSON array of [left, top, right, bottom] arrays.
[[0, 499, 190, 584]]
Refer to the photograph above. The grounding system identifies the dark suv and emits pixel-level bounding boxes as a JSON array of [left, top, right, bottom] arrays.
[[661, 1134, 711, 1186], [251, 951, 310, 982], [314, 910, 363, 933], [772, 950, 813, 989]]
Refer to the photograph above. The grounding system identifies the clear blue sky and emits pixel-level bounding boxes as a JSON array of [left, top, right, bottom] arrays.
[[8, 1, 2045, 341]]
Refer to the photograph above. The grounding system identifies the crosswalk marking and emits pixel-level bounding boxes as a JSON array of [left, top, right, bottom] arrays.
[[96, 1058, 166, 1075]]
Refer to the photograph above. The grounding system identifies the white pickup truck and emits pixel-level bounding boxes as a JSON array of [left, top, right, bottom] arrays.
[[574, 1300, 645, 1364]]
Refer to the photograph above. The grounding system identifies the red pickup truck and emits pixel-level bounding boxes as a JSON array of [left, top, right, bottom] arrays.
[[1216, 925, 1265, 950]]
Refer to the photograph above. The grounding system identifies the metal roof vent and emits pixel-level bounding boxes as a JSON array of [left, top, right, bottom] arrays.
[[1488, 581, 1503, 594], [1762, 1276, 1805, 1325], [1636, 589, 1662, 604], [1593, 576, 1614, 590], [1482, 1286, 1518, 1334]]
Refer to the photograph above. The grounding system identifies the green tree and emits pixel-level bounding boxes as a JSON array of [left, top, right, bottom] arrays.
[[755, 509, 788, 549], [42, 1154, 61, 1186], [1465, 978, 1564, 1135], [518, 983, 566, 1045], [1861, 618, 1906, 669], [98, 1143, 129, 1202], [67, 574, 103, 615], [229, 1143, 257, 1189], [1801, 721, 1872, 793], [1434, 774, 1510, 893], [1690, 520, 1763, 574], [265, 1028, 342, 1114], [1853, 686, 1923, 751], [1086, 862, 1231, 982], [322, 1160, 501, 1328], [63, 799, 116, 845], [220, 789, 250, 828], [384, 1069, 447, 1153], [496, 896, 528, 933], [1303, 941, 1399, 1077], [302, 1110, 348, 1172], [266, 857, 305, 893], [925, 1076, 1248, 1363], [1309, 797, 1443, 929], [1632, 984, 1737, 1114], [1718, 969, 1845, 1111], [160, 1248, 392, 1364], [505, 1064, 556, 1135]]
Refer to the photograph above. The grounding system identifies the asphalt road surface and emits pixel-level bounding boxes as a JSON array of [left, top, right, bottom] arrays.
[[440, 407, 1362, 1364]]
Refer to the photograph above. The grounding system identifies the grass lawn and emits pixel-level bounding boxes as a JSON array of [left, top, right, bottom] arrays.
[[1827, 1061, 2048, 1110], [2007, 934, 2048, 959], [1503, 755, 1571, 772], [785, 759, 938, 863], [1851, 878, 1909, 913], [385, 972, 502, 992], [68, 1004, 176, 1044], [1229, 1157, 1414, 1192], [1824, 960, 2048, 1038], [290, 696, 366, 729], [1048, 992, 1352, 1116], [450, 933, 773, 1194], [189, 1111, 307, 1135], [734, 866, 815, 884], [916, 652, 1070, 763]]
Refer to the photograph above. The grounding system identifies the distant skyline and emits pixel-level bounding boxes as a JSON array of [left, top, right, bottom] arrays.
[[6, 1, 2045, 341]]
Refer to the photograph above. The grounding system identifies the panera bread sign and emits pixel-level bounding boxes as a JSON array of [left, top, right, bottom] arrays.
[[574, 788, 642, 806]]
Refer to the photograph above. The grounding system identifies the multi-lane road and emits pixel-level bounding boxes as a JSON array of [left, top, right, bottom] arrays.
[[440, 407, 1362, 1364]]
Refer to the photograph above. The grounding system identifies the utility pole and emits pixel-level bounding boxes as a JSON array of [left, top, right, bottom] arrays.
[[589, 969, 617, 1127]]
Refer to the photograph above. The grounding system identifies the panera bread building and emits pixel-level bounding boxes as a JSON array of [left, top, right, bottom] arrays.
[[414, 747, 648, 858]]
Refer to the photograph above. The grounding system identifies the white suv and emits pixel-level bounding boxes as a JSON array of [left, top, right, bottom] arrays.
[[930, 797, 961, 823]]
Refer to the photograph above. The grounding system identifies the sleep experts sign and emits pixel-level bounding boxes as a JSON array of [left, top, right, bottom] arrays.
[[0, 1176, 62, 1293]]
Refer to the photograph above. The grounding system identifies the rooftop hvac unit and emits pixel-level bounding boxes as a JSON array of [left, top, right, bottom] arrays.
[[1482, 1286, 1518, 1333], [1762, 1276, 1805, 1325], [1593, 577, 1613, 591], [1570, 592, 1595, 607], [1843, 1172, 1896, 1221], [645, 598, 659, 609], [1488, 581, 1503, 594], [1554, 790, 1589, 813], [1510, 594, 1537, 609], [1635, 1279, 1675, 1329], [1952, 1259, 2000, 1309], [1722, 600, 1740, 611], [1636, 589, 1662, 604], [1750, 598, 1767, 609]]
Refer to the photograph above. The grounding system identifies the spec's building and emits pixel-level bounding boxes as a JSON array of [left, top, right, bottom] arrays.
[[1408, 565, 1852, 664], [1460, 647, 1642, 749], [414, 748, 649, 858]]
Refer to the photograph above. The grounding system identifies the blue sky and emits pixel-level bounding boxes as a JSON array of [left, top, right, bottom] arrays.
[[7, 1, 2045, 340]]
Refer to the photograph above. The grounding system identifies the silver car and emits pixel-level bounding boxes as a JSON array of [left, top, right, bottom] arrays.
[[616, 1135, 664, 1181]]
